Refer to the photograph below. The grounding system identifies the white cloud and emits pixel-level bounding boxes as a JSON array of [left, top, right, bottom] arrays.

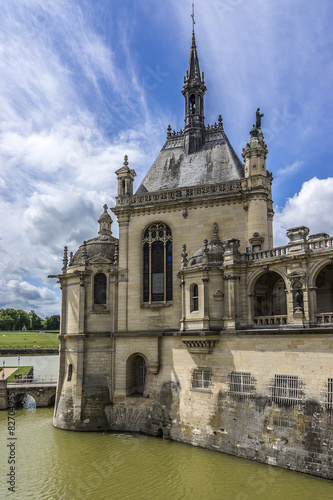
[[276, 161, 303, 178], [0, 279, 59, 317], [274, 177, 333, 246]]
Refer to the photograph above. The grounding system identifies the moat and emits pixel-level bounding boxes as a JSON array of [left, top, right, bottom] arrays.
[[0, 356, 332, 499]]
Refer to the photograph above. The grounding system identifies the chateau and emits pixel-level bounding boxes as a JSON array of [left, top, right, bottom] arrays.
[[51, 21, 333, 480]]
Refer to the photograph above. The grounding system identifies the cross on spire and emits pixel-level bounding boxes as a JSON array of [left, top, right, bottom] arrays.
[[191, 3, 195, 34]]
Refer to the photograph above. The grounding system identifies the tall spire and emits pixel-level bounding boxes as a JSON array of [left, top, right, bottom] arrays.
[[188, 3, 201, 82], [182, 3, 207, 154]]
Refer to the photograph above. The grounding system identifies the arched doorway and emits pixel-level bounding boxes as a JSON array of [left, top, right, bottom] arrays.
[[253, 271, 287, 326], [315, 264, 333, 323], [126, 354, 147, 396]]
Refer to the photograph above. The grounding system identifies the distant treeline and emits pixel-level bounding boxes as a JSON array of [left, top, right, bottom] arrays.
[[0, 308, 60, 331]]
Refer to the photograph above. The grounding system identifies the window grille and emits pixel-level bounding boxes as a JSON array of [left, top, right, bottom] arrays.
[[228, 371, 255, 399], [191, 368, 212, 390], [270, 374, 303, 407], [325, 378, 333, 423]]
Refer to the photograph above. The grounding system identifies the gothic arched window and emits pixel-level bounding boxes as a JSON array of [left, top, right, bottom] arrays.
[[94, 273, 107, 305], [143, 222, 172, 303]]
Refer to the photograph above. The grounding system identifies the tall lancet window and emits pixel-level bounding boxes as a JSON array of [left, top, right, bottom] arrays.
[[94, 273, 107, 304], [143, 222, 172, 303]]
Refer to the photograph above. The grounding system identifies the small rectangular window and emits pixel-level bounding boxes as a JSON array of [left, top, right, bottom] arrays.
[[270, 374, 303, 407], [228, 371, 255, 399], [192, 368, 212, 390]]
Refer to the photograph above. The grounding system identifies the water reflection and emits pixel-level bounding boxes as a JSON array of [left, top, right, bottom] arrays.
[[0, 356, 332, 499], [0, 408, 332, 500], [22, 394, 36, 410]]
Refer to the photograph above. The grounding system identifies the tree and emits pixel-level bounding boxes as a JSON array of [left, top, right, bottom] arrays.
[[45, 315, 60, 330], [29, 310, 42, 330]]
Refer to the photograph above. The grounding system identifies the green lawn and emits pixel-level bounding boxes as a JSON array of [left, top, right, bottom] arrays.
[[0, 331, 59, 349], [3, 366, 32, 382]]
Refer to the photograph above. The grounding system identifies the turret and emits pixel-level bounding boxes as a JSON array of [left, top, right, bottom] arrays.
[[115, 155, 136, 197], [182, 5, 207, 154], [242, 109, 274, 250], [242, 108, 268, 178], [98, 205, 113, 236]]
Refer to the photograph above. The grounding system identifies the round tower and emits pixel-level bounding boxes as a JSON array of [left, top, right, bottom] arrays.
[[242, 109, 274, 250]]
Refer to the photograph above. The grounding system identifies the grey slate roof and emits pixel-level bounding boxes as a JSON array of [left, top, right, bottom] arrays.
[[136, 130, 244, 193]]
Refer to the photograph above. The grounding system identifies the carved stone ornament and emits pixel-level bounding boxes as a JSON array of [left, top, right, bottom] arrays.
[[117, 270, 128, 282], [286, 226, 310, 244], [182, 338, 219, 354], [288, 272, 306, 287]]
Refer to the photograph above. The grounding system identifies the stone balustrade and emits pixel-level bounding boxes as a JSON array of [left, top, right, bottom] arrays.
[[253, 315, 288, 326], [246, 234, 333, 263], [116, 180, 243, 206], [315, 313, 333, 324], [308, 236, 333, 250]]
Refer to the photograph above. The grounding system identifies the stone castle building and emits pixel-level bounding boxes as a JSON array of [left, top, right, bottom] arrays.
[[50, 23, 333, 480]]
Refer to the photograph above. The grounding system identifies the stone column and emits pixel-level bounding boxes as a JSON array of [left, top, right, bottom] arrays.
[[60, 277, 67, 335], [0, 380, 8, 410], [202, 276, 210, 330], [74, 336, 84, 422], [224, 275, 238, 330], [179, 277, 186, 332], [308, 286, 317, 325], [78, 273, 86, 334], [117, 215, 130, 332]]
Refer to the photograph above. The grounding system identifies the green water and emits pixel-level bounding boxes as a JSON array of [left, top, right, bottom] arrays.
[[0, 406, 332, 500]]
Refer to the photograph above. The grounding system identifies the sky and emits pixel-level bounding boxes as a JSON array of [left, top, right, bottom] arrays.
[[1, 0, 333, 318]]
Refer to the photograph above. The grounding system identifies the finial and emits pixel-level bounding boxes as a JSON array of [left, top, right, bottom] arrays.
[[181, 244, 188, 269], [62, 246, 68, 271], [203, 239, 209, 264], [123, 155, 129, 167], [167, 124, 172, 138], [103, 204, 108, 213], [114, 241, 119, 266], [218, 115, 223, 128], [212, 222, 219, 241], [82, 241, 88, 264], [69, 251, 74, 266]]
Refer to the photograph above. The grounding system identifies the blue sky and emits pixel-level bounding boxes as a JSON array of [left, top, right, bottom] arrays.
[[1, 0, 333, 317]]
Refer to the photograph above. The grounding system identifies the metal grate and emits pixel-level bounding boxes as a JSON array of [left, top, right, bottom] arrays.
[[191, 368, 212, 390], [325, 378, 333, 423], [228, 371, 255, 399], [270, 374, 303, 407]]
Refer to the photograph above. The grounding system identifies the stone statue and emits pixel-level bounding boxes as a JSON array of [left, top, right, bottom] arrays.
[[295, 287, 303, 309], [256, 108, 264, 128]]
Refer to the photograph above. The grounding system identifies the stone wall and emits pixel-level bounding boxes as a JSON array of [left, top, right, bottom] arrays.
[[104, 333, 333, 480]]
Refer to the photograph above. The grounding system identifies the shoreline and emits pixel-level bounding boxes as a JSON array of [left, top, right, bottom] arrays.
[[0, 348, 59, 355]]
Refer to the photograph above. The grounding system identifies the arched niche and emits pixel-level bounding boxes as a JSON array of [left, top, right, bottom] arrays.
[[126, 354, 147, 396], [253, 271, 287, 318]]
